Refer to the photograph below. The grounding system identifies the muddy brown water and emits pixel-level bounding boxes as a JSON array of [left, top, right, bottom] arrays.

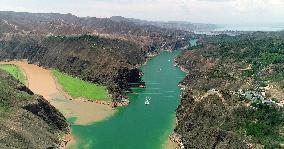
[[0, 60, 115, 126]]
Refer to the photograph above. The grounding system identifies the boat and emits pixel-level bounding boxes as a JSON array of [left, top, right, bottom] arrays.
[[145, 96, 151, 105], [145, 99, 149, 105]]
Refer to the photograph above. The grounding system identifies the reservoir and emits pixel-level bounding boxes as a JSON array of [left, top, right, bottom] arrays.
[[68, 40, 197, 149]]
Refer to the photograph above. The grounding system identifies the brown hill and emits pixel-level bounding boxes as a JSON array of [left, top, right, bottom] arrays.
[[0, 70, 70, 148]]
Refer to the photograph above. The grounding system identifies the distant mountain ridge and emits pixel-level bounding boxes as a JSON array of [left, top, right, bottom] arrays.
[[110, 16, 217, 31], [0, 11, 216, 36], [0, 11, 193, 50]]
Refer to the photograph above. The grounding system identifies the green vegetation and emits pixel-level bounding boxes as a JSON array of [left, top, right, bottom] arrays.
[[52, 69, 111, 101], [228, 103, 284, 148], [0, 73, 31, 113], [208, 68, 234, 80], [176, 32, 284, 148], [242, 69, 254, 77], [0, 64, 26, 84], [207, 34, 284, 77], [205, 34, 284, 147]]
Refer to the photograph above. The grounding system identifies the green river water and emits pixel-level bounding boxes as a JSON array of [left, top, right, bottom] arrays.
[[68, 40, 196, 149]]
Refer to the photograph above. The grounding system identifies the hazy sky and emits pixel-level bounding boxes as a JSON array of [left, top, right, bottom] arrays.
[[0, 0, 284, 25]]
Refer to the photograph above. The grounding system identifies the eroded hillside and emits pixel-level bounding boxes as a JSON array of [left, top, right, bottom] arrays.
[[0, 11, 193, 104], [0, 70, 70, 148], [173, 32, 284, 148]]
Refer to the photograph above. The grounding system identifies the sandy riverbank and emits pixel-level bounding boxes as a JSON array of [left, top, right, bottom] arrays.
[[165, 137, 178, 149], [0, 60, 116, 147]]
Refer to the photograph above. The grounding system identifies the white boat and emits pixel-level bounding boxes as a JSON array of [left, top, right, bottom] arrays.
[[145, 96, 151, 105], [145, 99, 150, 105]]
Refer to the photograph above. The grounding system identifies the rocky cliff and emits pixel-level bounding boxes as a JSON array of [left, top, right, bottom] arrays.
[[0, 70, 70, 149]]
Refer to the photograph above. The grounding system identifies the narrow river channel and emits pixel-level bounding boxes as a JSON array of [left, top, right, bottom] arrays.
[[68, 40, 197, 149]]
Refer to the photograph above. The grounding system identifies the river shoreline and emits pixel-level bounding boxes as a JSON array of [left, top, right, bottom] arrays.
[[167, 65, 187, 149], [167, 40, 197, 149], [0, 46, 190, 149], [0, 60, 117, 148], [140, 51, 184, 149]]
